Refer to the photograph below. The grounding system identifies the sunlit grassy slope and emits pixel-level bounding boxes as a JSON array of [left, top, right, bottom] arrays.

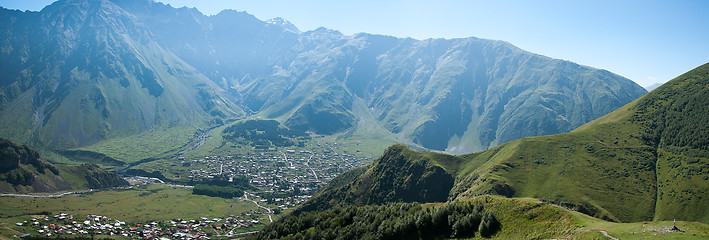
[[76, 125, 199, 163], [454, 62, 709, 223], [474, 196, 709, 240]]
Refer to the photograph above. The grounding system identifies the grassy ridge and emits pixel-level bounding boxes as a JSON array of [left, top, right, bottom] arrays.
[[460, 196, 578, 239], [640, 64, 709, 223], [297, 144, 458, 213], [455, 123, 657, 222]]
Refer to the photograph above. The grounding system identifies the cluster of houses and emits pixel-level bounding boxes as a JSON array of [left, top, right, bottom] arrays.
[[185, 145, 369, 209], [15, 212, 265, 239]]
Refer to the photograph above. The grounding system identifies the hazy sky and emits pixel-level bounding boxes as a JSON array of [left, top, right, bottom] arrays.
[[2, 0, 708, 88]]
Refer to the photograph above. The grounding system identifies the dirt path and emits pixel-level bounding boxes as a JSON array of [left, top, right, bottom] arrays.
[[550, 229, 618, 240], [0, 189, 93, 198]]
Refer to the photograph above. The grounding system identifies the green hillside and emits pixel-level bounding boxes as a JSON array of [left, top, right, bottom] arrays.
[[297, 62, 709, 224], [259, 195, 709, 240], [296, 144, 459, 213], [0, 138, 128, 193]]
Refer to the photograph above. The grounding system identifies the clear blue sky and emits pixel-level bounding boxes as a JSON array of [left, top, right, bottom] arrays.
[[2, 0, 708, 88]]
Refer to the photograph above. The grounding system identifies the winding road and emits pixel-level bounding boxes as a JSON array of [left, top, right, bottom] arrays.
[[242, 192, 273, 223]]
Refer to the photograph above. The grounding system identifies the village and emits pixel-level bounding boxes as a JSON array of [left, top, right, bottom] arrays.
[[13, 211, 267, 239], [183, 142, 370, 210]]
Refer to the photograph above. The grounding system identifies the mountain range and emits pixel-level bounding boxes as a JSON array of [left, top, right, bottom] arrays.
[[299, 62, 709, 224], [0, 0, 647, 158]]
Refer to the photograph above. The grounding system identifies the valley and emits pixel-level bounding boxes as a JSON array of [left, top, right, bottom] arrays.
[[0, 120, 377, 239], [0, 0, 706, 239], [0, 138, 373, 239]]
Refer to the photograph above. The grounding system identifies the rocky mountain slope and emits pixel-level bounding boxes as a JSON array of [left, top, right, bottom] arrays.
[[0, 0, 241, 149], [0, 0, 646, 156]]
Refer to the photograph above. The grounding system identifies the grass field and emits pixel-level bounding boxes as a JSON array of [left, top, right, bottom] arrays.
[[464, 196, 579, 239], [454, 196, 709, 240], [182, 117, 392, 161], [568, 205, 709, 240], [77, 125, 200, 163]]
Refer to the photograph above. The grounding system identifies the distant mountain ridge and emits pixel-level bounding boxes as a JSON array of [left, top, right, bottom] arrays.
[[0, 0, 646, 156], [645, 82, 662, 91]]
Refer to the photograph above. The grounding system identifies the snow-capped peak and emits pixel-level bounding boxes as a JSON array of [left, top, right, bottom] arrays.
[[266, 17, 301, 34]]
